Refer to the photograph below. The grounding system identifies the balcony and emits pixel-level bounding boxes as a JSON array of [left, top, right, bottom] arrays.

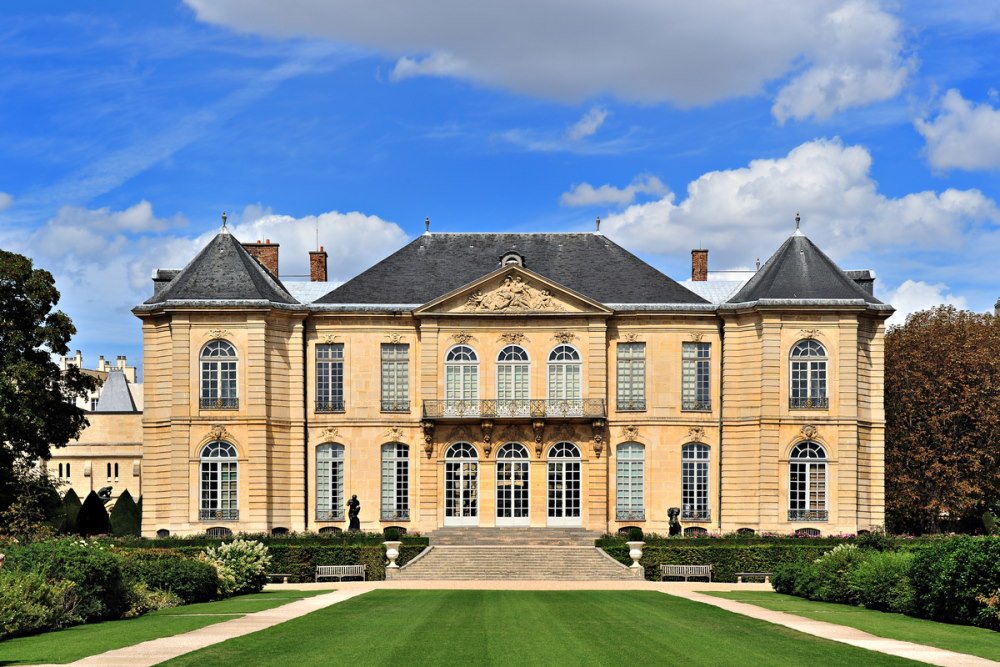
[[381, 508, 410, 521], [616, 509, 645, 521], [788, 509, 828, 521], [616, 399, 646, 412], [199, 508, 239, 521], [316, 399, 346, 413], [381, 400, 410, 413], [681, 508, 711, 522], [422, 399, 606, 420], [790, 396, 829, 409], [682, 399, 712, 411], [200, 397, 238, 410], [316, 509, 344, 521]]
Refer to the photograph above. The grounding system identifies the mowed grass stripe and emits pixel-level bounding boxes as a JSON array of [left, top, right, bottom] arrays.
[[709, 591, 1000, 662], [162, 590, 919, 666]]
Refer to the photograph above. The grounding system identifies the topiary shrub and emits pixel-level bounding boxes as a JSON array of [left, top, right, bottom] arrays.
[[60, 489, 82, 534], [0, 569, 79, 640], [121, 550, 220, 603], [910, 536, 1000, 629], [848, 550, 915, 614], [627, 526, 644, 542], [76, 491, 111, 536], [200, 539, 271, 597], [383, 527, 401, 542], [110, 490, 141, 537]]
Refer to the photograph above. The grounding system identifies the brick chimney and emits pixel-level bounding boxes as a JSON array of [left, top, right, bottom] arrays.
[[309, 246, 328, 282], [242, 239, 279, 276], [691, 249, 708, 282]]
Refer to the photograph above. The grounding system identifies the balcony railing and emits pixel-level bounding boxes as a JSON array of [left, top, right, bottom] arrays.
[[790, 396, 829, 409], [381, 508, 410, 521], [681, 508, 711, 521], [788, 509, 828, 521], [316, 399, 346, 413], [616, 399, 646, 412], [200, 397, 239, 410], [381, 400, 410, 413], [616, 509, 645, 521], [682, 399, 712, 411], [422, 399, 606, 419], [199, 508, 239, 521], [316, 509, 344, 521]]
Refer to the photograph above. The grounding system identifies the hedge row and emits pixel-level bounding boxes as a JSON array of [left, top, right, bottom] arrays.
[[601, 543, 837, 582], [116, 532, 430, 549]]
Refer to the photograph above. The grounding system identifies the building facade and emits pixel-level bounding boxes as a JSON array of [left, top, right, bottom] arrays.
[[134, 226, 892, 538]]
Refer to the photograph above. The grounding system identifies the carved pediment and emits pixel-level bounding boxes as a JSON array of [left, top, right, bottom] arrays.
[[464, 275, 563, 313]]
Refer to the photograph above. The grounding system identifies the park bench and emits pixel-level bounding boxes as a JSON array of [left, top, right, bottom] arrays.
[[266, 573, 293, 584], [315, 564, 367, 582], [735, 572, 772, 583], [660, 564, 712, 582]]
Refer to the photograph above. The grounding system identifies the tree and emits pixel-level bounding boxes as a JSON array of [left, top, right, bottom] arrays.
[[885, 305, 1000, 534], [76, 490, 111, 536], [61, 487, 82, 533], [0, 250, 97, 513], [110, 489, 140, 536], [0, 460, 64, 541]]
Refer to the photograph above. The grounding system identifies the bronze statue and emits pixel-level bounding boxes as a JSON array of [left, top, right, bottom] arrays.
[[668, 507, 682, 536], [347, 495, 361, 531], [97, 486, 113, 503]]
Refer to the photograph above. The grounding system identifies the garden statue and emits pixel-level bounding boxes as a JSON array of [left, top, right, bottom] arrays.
[[97, 486, 113, 503], [347, 495, 361, 531], [668, 507, 682, 536]]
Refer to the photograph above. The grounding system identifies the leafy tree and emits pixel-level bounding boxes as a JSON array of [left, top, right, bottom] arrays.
[[61, 487, 82, 533], [110, 489, 140, 536], [0, 460, 63, 540], [76, 490, 111, 536], [0, 250, 97, 513], [885, 305, 1000, 534]]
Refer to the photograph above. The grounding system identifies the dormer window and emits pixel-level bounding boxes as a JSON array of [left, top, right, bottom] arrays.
[[501, 252, 523, 267]]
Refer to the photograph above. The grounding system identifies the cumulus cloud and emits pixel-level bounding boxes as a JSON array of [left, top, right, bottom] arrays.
[[0, 192, 11, 211], [882, 280, 968, 326], [560, 174, 669, 207], [601, 138, 1000, 269], [184, 0, 908, 117], [915, 89, 1000, 170], [566, 107, 609, 141]]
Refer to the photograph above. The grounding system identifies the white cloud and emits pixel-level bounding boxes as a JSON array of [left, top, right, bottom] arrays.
[[0, 192, 11, 211], [915, 89, 1000, 170], [566, 107, 609, 141], [601, 138, 1000, 269], [882, 280, 968, 326], [560, 174, 669, 207], [185, 0, 908, 117]]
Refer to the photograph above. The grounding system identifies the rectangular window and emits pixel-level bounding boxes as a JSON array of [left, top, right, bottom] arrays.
[[616, 343, 646, 411], [316, 344, 344, 412], [682, 342, 711, 411], [381, 443, 410, 520], [616, 443, 645, 521], [789, 462, 828, 521], [316, 445, 345, 521], [380, 344, 409, 412], [682, 445, 710, 521], [200, 460, 238, 520]]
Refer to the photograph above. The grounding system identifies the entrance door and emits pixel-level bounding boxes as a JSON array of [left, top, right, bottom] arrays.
[[496, 442, 530, 526], [444, 442, 479, 526], [547, 442, 582, 526]]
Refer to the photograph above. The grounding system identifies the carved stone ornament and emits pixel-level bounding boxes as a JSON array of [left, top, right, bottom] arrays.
[[318, 426, 341, 442], [532, 420, 546, 455], [464, 275, 563, 312], [386, 426, 406, 442], [799, 329, 822, 340], [689, 332, 704, 342], [498, 332, 529, 345], [554, 422, 576, 443], [482, 441, 493, 457], [621, 425, 640, 441], [496, 424, 522, 444], [688, 426, 705, 442], [553, 330, 577, 344], [591, 419, 607, 457], [480, 420, 494, 444], [319, 334, 340, 345], [420, 421, 435, 457], [205, 328, 232, 340], [450, 424, 473, 444], [385, 333, 405, 344], [452, 331, 476, 345], [800, 424, 819, 440], [622, 332, 641, 343], [209, 424, 230, 441]]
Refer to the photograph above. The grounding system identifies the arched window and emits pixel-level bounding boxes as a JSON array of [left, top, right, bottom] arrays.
[[681, 444, 710, 521], [789, 441, 828, 521], [200, 340, 238, 410], [381, 443, 409, 521], [790, 340, 827, 409], [316, 444, 345, 521], [445, 346, 479, 416], [616, 442, 644, 521], [58, 463, 63, 478], [548, 345, 581, 415], [497, 345, 529, 416], [199, 441, 238, 521]]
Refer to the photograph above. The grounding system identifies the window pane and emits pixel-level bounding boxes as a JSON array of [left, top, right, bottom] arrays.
[[617, 343, 645, 409], [682, 343, 710, 410]]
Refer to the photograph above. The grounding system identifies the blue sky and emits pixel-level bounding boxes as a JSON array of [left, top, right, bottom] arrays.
[[1, 1, 998, 377]]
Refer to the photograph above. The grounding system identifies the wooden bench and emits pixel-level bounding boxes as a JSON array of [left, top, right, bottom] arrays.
[[315, 564, 367, 582], [735, 572, 772, 583], [660, 564, 712, 582], [266, 573, 293, 584]]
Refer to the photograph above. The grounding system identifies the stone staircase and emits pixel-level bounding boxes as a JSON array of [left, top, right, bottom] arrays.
[[391, 528, 638, 580]]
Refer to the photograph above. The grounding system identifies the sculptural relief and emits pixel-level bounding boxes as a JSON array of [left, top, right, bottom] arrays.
[[464, 276, 563, 312]]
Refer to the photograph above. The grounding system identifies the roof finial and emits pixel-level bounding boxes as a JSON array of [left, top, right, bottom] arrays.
[[424, 216, 431, 235], [221, 211, 228, 230], [595, 215, 601, 233], [795, 212, 800, 230]]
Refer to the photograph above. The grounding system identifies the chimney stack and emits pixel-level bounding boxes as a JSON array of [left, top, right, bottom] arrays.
[[242, 239, 279, 277], [309, 246, 328, 282], [691, 249, 708, 282]]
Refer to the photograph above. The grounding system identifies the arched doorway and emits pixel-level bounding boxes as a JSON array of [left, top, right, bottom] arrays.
[[444, 442, 479, 526], [496, 442, 530, 526], [547, 442, 581, 526]]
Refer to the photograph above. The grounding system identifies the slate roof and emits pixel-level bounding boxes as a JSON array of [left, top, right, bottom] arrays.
[[94, 368, 138, 412], [316, 233, 708, 305], [682, 279, 750, 305], [729, 232, 882, 305], [144, 231, 296, 305]]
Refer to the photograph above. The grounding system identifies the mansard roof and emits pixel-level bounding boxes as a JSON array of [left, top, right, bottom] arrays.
[[728, 232, 883, 306], [316, 233, 708, 306], [143, 231, 296, 306], [93, 368, 138, 412]]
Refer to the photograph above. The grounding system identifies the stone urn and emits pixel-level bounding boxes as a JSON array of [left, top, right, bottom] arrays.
[[626, 541, 644, 569], [384, 540, 402, 569]]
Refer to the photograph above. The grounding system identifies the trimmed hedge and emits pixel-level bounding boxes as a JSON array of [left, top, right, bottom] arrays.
[[909, 536, 1000, 629], [601, 543, 835, 582], [120, 550, 220, 603], [118, 532, 429, 549], [110, 491, 141, 537]]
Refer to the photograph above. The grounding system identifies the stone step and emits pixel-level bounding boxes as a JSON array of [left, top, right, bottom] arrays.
[[393, 545, 637, 581], [426, 527, 602, 546]]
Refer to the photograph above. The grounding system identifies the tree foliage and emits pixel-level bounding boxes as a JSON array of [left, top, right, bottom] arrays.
[[0, 460, 63, 541], [885, 305, 1000, 533], [0, 249, 97, 512], [61, 488, 82, 534], [110, 489, 141, 536]]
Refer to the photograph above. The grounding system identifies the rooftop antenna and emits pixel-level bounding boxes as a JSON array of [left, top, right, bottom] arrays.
[[424, 216, 431, 235], [595, 216, 601, 233]]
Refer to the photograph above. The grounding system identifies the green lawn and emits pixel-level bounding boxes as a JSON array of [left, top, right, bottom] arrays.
[[708, 591, 1000, 662], [0, 590, 325, 666], [164, 590, 919, 666]]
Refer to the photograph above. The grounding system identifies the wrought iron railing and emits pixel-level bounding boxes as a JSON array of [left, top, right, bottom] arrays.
[[790, 396, 829, 409], [316, 399, 346, 413], [616, 399, 646, 412], [682, 399, 712, 411], [381, 508, 410, 521], [316, 509, 344, 521], [200, 397, 239, 410], [422, 399, 606, 419], [199, 508, 239, 521], [616, 509, 645, 521], [380, 400, 410, 413], [681, 508, 711, 521], [788, 509, 828, 521]]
